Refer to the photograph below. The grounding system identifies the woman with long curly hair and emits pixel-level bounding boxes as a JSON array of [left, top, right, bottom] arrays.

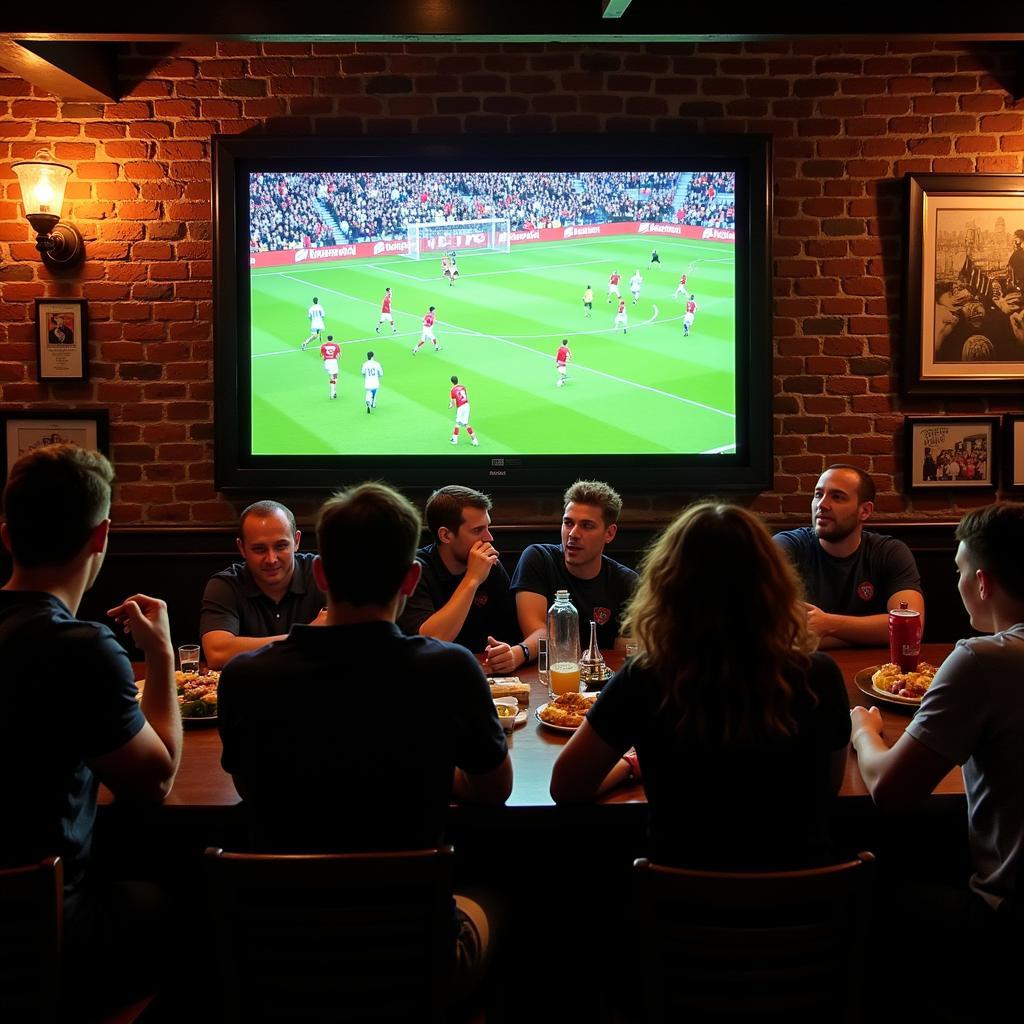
[[551, 501, 851, 868]]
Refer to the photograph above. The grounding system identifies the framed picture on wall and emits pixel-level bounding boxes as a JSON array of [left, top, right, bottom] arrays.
[[903, 415, 999, 492], [1, 409, 109, 481], [35, 298, 89, 382], [1005, 415, 1024, 491], [903, 174, 1024, 396]]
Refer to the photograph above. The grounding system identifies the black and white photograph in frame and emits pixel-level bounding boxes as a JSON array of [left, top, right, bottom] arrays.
[[1005, 415, 1024, 491], [1, 409, 109, 481]]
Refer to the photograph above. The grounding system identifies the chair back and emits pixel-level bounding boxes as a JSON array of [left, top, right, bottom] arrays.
[[0, 857, 62, 1024], [205, 845, 456, 1024], [633, 852, 875, 1023]]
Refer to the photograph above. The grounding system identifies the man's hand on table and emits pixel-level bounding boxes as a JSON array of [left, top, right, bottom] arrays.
[[850, 705, 884, 748], [483, 635, 521, 674], [310, 607, 328, 626]]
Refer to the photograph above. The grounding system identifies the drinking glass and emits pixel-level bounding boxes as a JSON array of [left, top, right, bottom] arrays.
[[178, 644, 200, 676]]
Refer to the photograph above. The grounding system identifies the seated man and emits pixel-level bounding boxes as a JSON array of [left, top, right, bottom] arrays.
[[774, 464, 924, 647], [218, 482, 511, 986], [0, 445, 181, 1011], [398, 485, 523, 673], [201, 499, 326, 669], [850, 502, 1024, 1011], [511, 479, 638, 654]]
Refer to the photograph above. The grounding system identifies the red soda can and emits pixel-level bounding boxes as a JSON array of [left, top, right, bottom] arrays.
[[888, 602, 921, 672]]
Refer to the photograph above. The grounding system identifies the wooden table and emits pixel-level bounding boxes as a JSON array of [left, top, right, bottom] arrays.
[[107, 643, 961, 810]]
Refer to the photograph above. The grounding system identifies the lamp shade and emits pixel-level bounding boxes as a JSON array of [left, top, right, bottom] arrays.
[[11, 150, 72, 218]]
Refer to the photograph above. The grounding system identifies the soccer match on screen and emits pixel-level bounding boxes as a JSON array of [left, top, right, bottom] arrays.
[[247, 169, 737, 457]]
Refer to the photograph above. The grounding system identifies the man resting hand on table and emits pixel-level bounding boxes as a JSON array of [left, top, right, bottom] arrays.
[[511, 479, 638, 658], [200, 499, 326, 669], [774, 464, 924, 648], [397, 485, 524, 674], [851, 502, 1024, 1014]]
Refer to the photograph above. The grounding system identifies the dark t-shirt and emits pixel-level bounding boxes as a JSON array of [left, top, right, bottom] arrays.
[[0, 591, 145, 896], [587, 652, 851, 868], [509, 543, 638, 648], [773, 527, 922, 617], [218, 621, 508, 851], [200, 551, 325, 641], [397, 542, 519, 654]]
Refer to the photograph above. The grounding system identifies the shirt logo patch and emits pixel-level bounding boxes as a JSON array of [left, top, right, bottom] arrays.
[[593, 606, 611, 625], [474, 593, 489, 607], [856, 581, 875, 602]]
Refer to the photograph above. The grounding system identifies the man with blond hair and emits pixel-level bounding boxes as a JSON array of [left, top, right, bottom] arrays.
[[511, 479, 637, 652]]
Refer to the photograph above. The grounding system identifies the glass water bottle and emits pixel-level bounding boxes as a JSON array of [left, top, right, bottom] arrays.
[[546, 589, 580, 700]]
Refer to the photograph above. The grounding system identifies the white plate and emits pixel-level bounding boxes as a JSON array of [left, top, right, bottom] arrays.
[[854, 666, 924, 709], [535, 699, 594, 733]]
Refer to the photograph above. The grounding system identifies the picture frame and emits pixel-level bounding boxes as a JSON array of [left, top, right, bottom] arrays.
[[903, 415, 999, 492], [1004, 415, 1024, 491], [1, 409, 109, 481], [35, 298, 88, 382], [903, 174, 1024, 396]]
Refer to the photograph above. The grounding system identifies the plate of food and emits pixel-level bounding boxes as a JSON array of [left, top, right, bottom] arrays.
[[854, 662, 938, 708], [536, 692, 597, 732], [493, 698, 528, 731], [177, 669, 220, 723]]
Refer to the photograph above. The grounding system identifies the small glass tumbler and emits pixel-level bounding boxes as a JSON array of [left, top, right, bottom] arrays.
[[178, 644, 200, 676]]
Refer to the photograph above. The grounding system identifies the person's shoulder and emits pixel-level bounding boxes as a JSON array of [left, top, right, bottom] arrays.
[[206, 561, 249, 587], [519, 542, 559, 564], [602, 553, 638, 582], [773, 526, 814, 549], [407, 632, 486, 677], [861, 530, 911, 553]]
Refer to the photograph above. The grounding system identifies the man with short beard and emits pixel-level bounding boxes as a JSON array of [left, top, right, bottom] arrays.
[[774, 465, 924, 647]]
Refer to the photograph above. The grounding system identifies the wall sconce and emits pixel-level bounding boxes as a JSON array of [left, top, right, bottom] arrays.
[[11, 148, 85, 270]]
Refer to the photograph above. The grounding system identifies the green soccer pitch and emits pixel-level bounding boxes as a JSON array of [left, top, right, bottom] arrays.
[[249, 234, 736, 456]]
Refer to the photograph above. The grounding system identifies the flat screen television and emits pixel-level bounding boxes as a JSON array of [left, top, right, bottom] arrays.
[[213, 134, 772, 493]]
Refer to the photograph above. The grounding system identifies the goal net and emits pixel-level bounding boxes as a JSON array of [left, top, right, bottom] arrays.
[[403, 218, 510, 260]]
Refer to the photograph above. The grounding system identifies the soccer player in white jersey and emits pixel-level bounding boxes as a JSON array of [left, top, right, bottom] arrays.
[[630, 269, 643, 305], [320, 334, 341, 399], [361, 350, 383, 413], [302, 296, 326, 350]]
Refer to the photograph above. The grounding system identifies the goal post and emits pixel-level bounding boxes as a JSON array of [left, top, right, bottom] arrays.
[[402, 218, 511, 260]]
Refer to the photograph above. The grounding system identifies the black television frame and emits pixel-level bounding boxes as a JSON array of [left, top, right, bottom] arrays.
[[213, 134, 772, 493]]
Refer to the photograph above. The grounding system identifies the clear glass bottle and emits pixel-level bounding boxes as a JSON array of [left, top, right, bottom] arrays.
[[579, 619, 609, 691], [546, 589, 580, 701]]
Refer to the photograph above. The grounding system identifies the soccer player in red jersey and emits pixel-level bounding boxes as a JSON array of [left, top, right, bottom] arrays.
[[684, 295, 698, 337], [674, 273, 689, 298], [556, 339, 571, 388], [607, 271, 621, 303], [376, 287, 397, 334], [448, 375, 479, 447], [413, 306, 441, 354], [615, 298, 628, 334], [320, 334, 341, 399]]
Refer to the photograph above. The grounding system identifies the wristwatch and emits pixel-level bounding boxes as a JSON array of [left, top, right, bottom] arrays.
[[518, 642, 530, 664]]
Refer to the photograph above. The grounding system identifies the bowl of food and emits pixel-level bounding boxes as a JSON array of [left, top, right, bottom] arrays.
[[493, 697, 520, 732]]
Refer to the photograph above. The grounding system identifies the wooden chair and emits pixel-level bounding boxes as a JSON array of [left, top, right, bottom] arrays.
[[631, 852, 876, 1024], [0, 856, 62, 1024], [0, 856, 154, 1024], [204, 845, 458, 1024]]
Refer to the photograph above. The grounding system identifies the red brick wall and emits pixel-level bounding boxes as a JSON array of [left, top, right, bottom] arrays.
[[1, 39, 1022, 526]]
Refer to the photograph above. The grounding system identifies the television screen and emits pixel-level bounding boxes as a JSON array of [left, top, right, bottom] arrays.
[[214, 135, 771, 492]]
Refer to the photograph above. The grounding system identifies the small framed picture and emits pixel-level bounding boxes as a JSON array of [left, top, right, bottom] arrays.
[[1, 409, 109, 481], [904, 415, 999, 492], [1005, 415, 1024, 491], [35, 298, 88, 382]]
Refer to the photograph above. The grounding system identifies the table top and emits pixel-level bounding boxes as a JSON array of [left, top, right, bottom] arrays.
[[110, 643, 961, 810]]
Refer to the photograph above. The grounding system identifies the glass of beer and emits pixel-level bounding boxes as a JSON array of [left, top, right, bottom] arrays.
[[549, 661, 582, 700]]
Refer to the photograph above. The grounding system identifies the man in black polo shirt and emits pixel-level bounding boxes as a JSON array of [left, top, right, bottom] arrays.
[[398, 485, 523, 673], [511, 479, 637, 652], [200, 500, 326, 669], [773, 464, 924, 647]]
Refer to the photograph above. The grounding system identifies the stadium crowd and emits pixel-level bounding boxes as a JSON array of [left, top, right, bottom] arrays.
[[249, 170, 736, 250]]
